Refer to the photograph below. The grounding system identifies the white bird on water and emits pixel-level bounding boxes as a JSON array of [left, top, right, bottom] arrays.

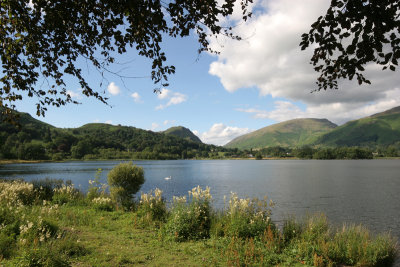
[[164, 176, 171, 180]]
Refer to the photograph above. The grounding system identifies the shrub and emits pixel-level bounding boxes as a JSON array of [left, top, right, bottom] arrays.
[[0, 180, 35, 206], [164, 186, 212, 241], [282, 217, 303, 244], [52, 184, 82, 205], [221, 193, 275, 239], [91, 197, 114, 211], [17, 246, 70, 267], [0, 231, 16, 259], [56, 236, 88, 257], [87, 168, 108, 200], [138, 188, 167, 224], [327, 225, 398, 266], [31, 178, 65, 202], [0, 206, 21, 239], [107, 162, 144, 209], [18, 217, 59, 245]]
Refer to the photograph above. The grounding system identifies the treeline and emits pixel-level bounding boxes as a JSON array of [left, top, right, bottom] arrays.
[[0, 119, 235, 160], [253, 145, 400, 159]]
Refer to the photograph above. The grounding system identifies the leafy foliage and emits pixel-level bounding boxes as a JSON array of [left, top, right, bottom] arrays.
[[301, 0, 400, 90], [0, 0, 252, 121], [107, 162, 144, 209]]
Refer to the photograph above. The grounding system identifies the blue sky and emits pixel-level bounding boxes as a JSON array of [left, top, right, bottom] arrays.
[[15, 0, 400, 145]]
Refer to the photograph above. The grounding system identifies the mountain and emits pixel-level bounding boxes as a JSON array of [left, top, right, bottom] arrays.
[[163, 126, 202, 143], [315, 106, 400, 147], [225, 118, 337, 149]]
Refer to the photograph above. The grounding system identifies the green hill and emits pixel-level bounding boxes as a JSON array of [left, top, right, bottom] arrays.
[[0, 112, 226, 161], [315, 106, 400, 147], [225, 118, 337, 149], [163, 126, 202, 143]]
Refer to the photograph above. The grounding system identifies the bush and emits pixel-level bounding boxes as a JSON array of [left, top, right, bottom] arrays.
[[221, 193, 275, 239], [138, 188, 167, 224], [31, 178, 65, 202], [282, 217, 303, 244], [87, 168, 108, 200], [17, 246, 70, 267], [327, 225, 398, 266], [52, 184, 82, 205], [91, 197, 114, 211], [18, 218, 59, 246], [164, 186, 212, 241], [0, 180, 35, 206], [0, 232, 16, 259], [107, 162, 144, 209]]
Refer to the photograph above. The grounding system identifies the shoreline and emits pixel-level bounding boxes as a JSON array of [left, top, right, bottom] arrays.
[[1, 157, 400, 165]]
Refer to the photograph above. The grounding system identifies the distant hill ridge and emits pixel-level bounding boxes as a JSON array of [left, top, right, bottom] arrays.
[[314, 106, 400, 147], [0, 110, 218, 160], [225, 118, 337, 149], [163, 126, 202, 143], [225, 105, 400, 149]]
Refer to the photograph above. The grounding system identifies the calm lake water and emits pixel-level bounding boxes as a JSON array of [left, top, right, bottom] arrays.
[[1, 159, 399, 242]]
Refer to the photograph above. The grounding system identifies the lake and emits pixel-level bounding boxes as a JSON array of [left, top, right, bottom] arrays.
[[1, 159, 399, 242]]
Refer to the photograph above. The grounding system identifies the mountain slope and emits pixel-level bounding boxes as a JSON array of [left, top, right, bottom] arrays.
[[315, 106, 400, 147], [163, 126, 202, 143], [225, 118, 337, 149]]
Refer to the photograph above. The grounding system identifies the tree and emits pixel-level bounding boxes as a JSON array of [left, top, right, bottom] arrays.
[[0, 0, 252, 121], [107, 162, 145, 209], [301, 0, 400, 90]]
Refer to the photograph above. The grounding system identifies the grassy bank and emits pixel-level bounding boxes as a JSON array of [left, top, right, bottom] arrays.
[[0, 179, 398, 266]]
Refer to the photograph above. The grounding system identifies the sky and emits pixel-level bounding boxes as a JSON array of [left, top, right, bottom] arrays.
[[14, 0, 400, 146]]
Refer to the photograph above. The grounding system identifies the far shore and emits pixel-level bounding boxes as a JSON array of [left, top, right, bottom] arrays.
[[1, 156, 400, 165]]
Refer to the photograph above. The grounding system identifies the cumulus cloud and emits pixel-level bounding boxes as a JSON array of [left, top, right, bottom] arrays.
[[237, 101, 307, 122], [199, 123, 252, 146], [209, 0, 400, 124], [66, 90, 82, 100], [238, 88, 400, 125], [151, 122, 160, 131], [107, 82, 121, 95], [155, 89, 187, 110], [105, 120, 113, 125], [157, 88, 170, 99], [131, 92, 141, 103], [163, 120, 176, 125]]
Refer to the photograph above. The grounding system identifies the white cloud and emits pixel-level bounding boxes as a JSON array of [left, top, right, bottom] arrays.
[[237, 101, 307, 122], [66, 90, 82, 100], [163, 120, 176, 125], [93, 119, 100, 123], [131, 92, 141, 103], [105, 120, 113, 125], [193, 130, 200, 137], [155, 89, 188, 110], [199, 123, 252, 146], [237, 88, 400, 125], [151, 123, 159, 131], [107, 82, 121, 96], [209, 0, 400, 124], [157, 88, 170, 99]]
